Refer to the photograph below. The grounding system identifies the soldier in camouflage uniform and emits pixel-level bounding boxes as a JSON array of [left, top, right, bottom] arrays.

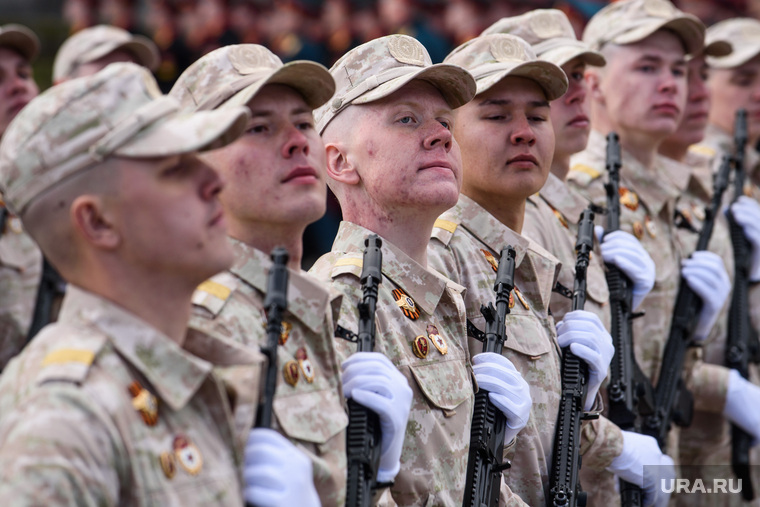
[[568, 0, 739, 481], [311, 34, 534, 506], [482, 10, 667, 507], [53, 24, 160, 83], [168, 44, 413, 506], [673, 18, 760, 506], [0, 24, 42, 369], [0, 62, 275, 505]]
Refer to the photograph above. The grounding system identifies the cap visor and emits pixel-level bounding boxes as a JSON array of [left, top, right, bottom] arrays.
[[615, 17, 705, 55], [114, 107, 250, 158], [0, 28, 39, 61], [225, 60, 336, 110], [354, 63, 476, 109], [708, 43, 760, 68], [540, 45, 606, 68], [475, 60, 568, 101]]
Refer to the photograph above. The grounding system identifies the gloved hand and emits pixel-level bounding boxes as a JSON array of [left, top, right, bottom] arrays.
[[556, 310, 614, 410], [607, 430, 675, 507], [342, 351, 413, 483], [595, 226, 656, 311], [243, 428, 320, 506], [729, 196, 760, 281], [680, 250, 730, 341], [472, 352, 532, 444], [724, 369, 760, 445]]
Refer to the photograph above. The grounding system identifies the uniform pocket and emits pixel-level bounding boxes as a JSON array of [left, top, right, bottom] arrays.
[[501, 314, 554, 359], [408, 358, 471, 411], [274, 388, 348, 444], [584, 256, 610, 307]]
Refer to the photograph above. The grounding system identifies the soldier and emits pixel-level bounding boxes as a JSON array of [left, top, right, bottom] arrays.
[[311, 34, 533, 505], [53, 24, 160, 83], [568, 0, 744, 474], [0, 24, 42, 369], [168, 44, 413, 506], [0, 61, 309, 505], [482, 10, 669, 506]]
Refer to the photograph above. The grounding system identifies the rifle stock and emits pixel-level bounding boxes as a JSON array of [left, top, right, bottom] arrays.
[[26, 257, 67, 342], [345, 234, 384, 507], [725, 109, 756, 501], [548, 207, 596, 507], [463, 246, 516, 507]]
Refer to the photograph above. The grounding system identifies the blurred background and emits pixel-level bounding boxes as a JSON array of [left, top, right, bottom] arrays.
[[1, 0, 757, 267]]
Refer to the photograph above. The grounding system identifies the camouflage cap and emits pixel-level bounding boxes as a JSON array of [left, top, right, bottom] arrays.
[[169, 44, 335, 112], [482, 10, 605, 68], [706, 18, 760, 69], [0, 24, 39, 62], [53, 25, 160, 82], [583, 0, 705, 55], [0, 62, 250, 215], [444, 33, 568, 100], [315, 34, 476, 134]]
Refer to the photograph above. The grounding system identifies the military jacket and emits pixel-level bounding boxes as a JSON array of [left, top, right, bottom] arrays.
[[189, 239, 348, 507], [0, 285, 261, 506], [428, 194, 623, 506], [0, 211, 41, 369], [310, 221, 477, 507], [523, 172, 611, 328]]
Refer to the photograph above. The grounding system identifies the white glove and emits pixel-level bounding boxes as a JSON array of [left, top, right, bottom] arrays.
[[607, 431, 675, 507], [243, 428, 320, 507], [556, 310, 614, 410], [472, 352, 532, 444], [595, 226, 656, 311], [680, 250, 730, 341], [729, 196, 760, 281], [724, 369, 760, 445], [341, 351, 413, 483]]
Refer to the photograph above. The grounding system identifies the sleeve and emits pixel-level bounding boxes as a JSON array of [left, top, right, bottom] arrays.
[[579, 415, 624, 471], [0, 383, 126, 506], [689, 359, 730, 413]]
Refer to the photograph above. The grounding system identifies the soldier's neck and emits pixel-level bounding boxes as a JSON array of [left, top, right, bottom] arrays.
[[550, 154, 571, 181], [658, 141, 688, 163], [228, 221, 304, 270], [592, 111, 660, 170], [463, 189, 525, 234]]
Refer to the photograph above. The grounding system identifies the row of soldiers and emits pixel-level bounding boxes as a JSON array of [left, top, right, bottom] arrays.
[[0, 0, 759, 504]]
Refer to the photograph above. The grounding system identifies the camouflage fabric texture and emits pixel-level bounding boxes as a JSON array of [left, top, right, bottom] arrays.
[[310, 221, 478, 507], [0, 285, 262, 505], [0, 217, 41, 370], [428, 194, 623, 505], [189, 238, 349, 507]]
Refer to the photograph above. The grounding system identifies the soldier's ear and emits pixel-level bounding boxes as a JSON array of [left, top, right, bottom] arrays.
[[324, 141, 360, 186], [70, 194, 121, 250]]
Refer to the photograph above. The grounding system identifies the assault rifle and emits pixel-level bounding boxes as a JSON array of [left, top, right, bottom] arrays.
[[548, 206, 596, 507], [643, 138, 733, 450], [603, 132, 655, 507], [725, 108, 758, 501], [340, 234, 384, 507], [463, 246, 516, 507], [26, 257, 67, 341], [255, 247, 289, 429]]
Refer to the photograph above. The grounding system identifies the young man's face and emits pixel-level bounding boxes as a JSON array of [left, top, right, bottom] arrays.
[[595, 30, 687, 141], [347, 79, 462, 216], [0, 47, 38, 137], [454, 76, 554, 204], [666, 54, 710, 149], [551, 58, 591, 160], [708, 54, 760, 143], [202, 84, 327, 233], [113, 153, 233, 285]]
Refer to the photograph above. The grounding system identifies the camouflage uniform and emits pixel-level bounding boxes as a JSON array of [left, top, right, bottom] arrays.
[[189, 238, 348, 506], [310, 221, 491, 507], [568, 130, 731, 462], [0, 212, 41, 369], [428, 194, 623, 506], [0, 285, 262, 505]]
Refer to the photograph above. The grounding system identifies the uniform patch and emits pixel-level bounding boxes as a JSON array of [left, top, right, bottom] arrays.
[[427, 324, 448, 355], [296, 347, 315, 383], [128, 381, 158, 426], [173, 435, 203, 475], [412, 335, 429, 358], [393, 288, 420, 320]]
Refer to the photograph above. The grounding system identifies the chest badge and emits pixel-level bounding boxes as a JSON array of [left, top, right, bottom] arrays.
[[173, 435, 203, 475], [412, 335, 429, 358], [128, 381, 158, 427], [296, 346, 315, 383], [159, 451, 176, 479], [551, 208, 569, 229], [393, 288, 420, 320], [482, 249, 515, 307], [619, 187, 639, 211], [645, 216, 657, 238], [514, 286, 529, 310], [632, 221, 644, 239], [283, 360, 300, 386], [427, 324, 448, 355]]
